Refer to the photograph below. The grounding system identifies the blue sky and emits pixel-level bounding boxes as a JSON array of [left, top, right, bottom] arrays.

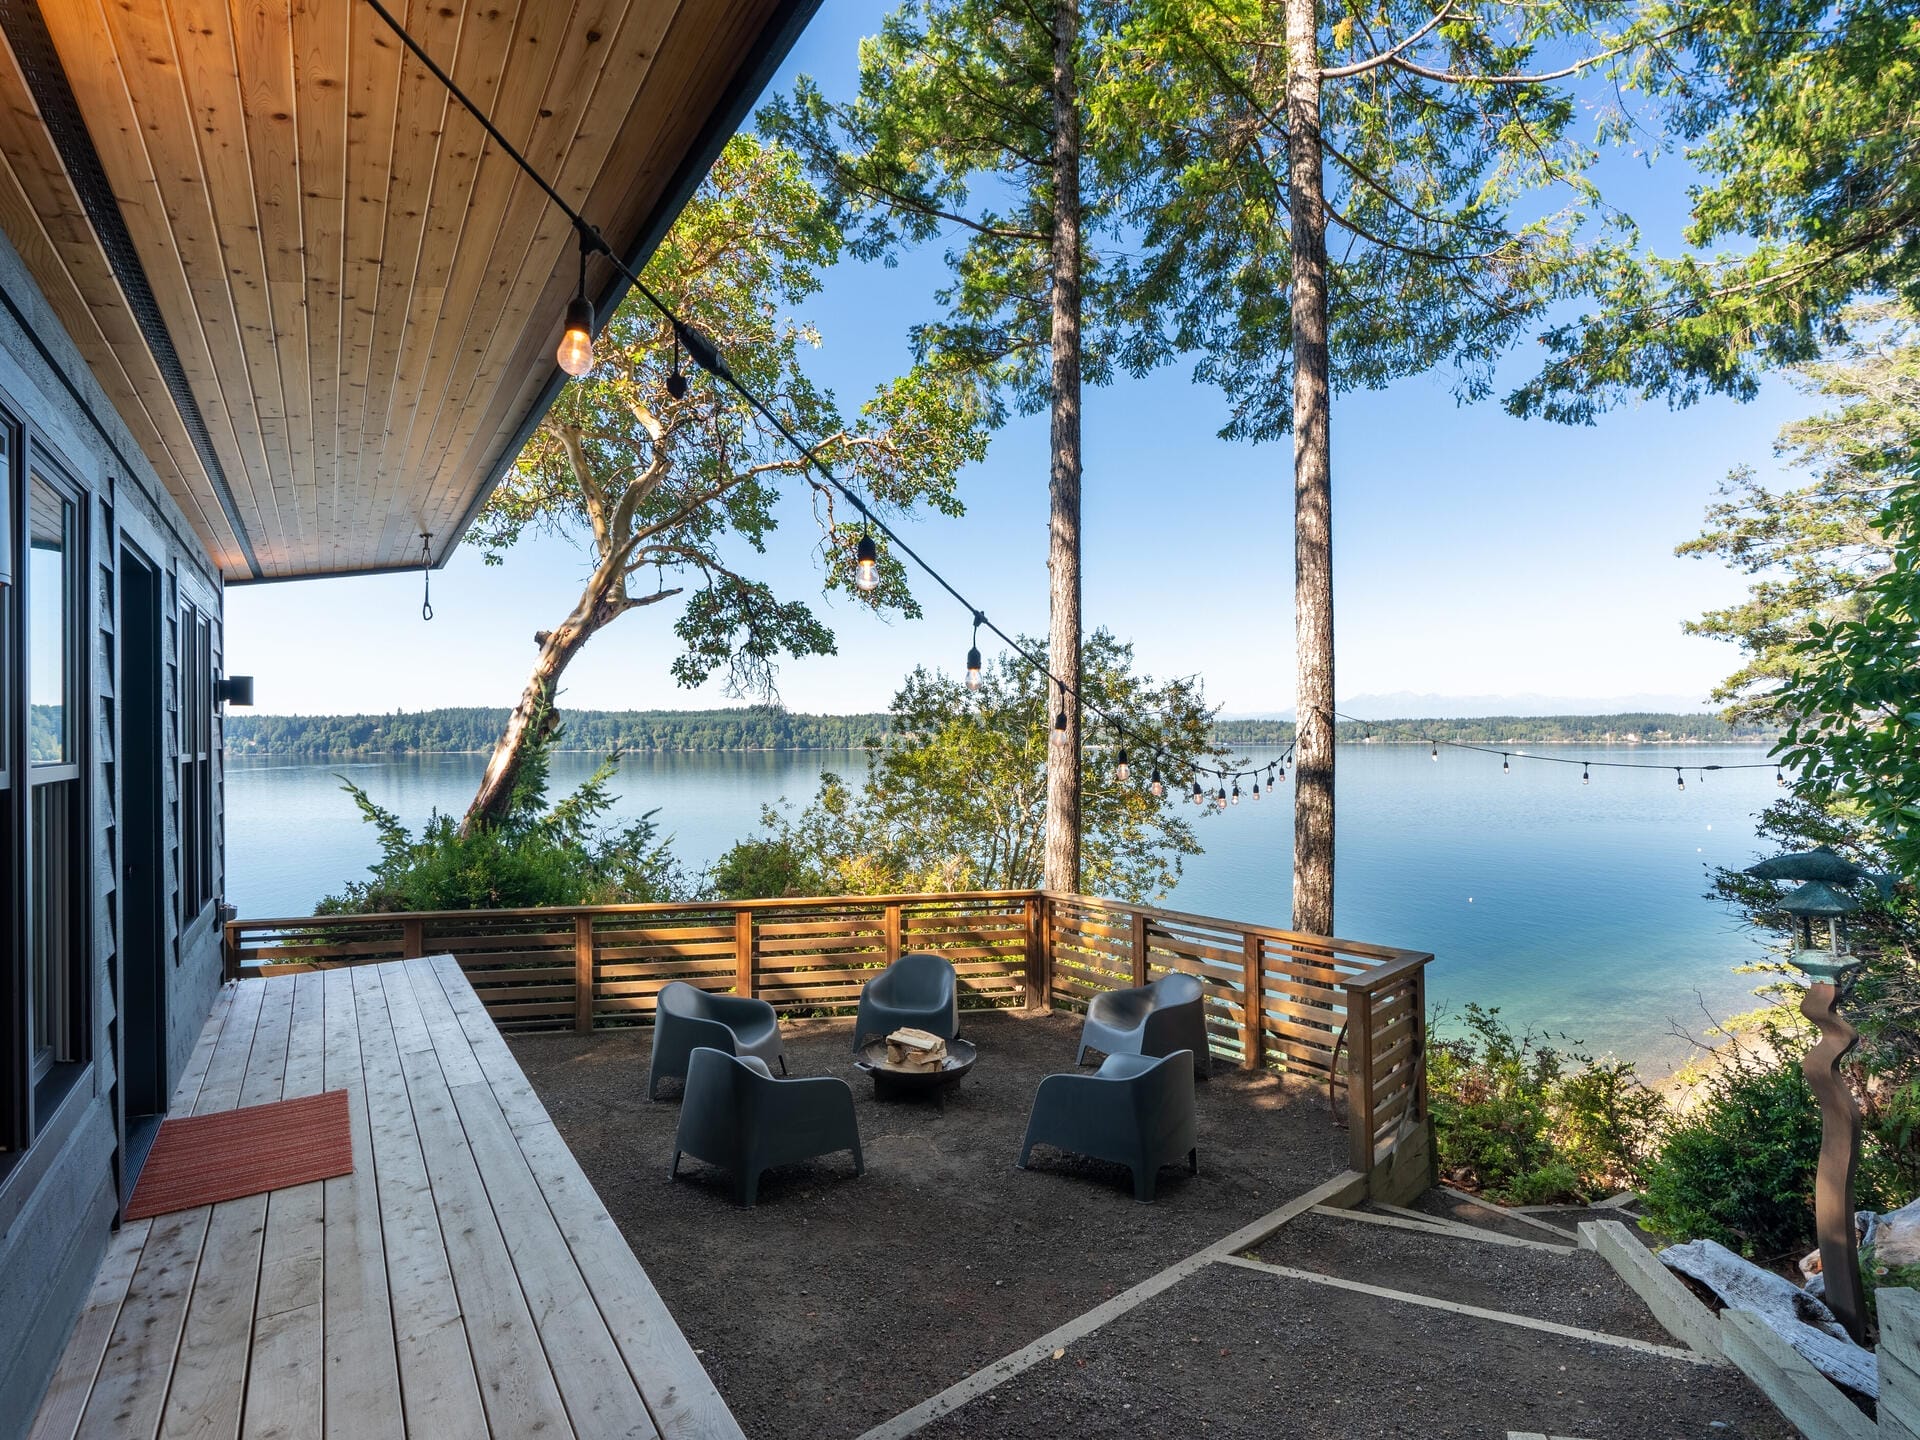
[[227, 3, 1819, 719]]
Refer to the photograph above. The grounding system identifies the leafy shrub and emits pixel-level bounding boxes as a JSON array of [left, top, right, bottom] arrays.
[[1428, 1004, 1663, 1205], [1637, 1051, 1823, 1260], [318, 724, 687, 913], [706, 834, 821, 900]]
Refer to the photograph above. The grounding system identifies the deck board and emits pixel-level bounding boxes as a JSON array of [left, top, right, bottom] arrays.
[[32, 961, 738, 1439]]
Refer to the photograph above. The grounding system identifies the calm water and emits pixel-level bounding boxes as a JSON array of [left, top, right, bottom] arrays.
[[226, 743, 1783, 1074]]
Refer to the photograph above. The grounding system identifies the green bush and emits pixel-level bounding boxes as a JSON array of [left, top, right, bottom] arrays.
[[1428, 1004, 1663, 1205], [318, 724, 687, 913], [1637, 1052, 1823, 1260], [706, 834, 821, 900]]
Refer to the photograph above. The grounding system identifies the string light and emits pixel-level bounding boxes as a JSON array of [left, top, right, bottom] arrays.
[[1114, 745, 1130, 783], [1149, 769, 1164, 798], [1252, 778, 1261, 800], [556, 229, 596, 377], [1676, 768, 1685, 791], [1191, 780, 1203, 805], [1502, 754, 1510, 774], [1335, 716, 1789, 789], [1230, 780, 1241, 805], [1216, 786, 1228, 811], [966, 611, 984, 691], [1053, 684, 1069, 738], [1777, 766, 1786, 787], [354, 0, 1343, 821], [665, 327, 689, 399], [1431, 744, 1439, 761], [1582, 762, 1590, 784]]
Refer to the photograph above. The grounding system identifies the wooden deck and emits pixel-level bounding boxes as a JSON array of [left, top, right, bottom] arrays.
[[29, 956, 741, 1440]]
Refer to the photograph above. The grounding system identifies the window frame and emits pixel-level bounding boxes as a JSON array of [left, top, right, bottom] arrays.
[[179, 597, 215, 923], [20, 450, 88, 1110]]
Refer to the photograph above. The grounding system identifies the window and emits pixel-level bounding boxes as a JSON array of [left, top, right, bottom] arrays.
[[26, 469, 82, 1083], [180, 602, 213, 916]]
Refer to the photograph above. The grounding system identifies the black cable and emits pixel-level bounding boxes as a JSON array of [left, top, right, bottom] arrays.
[[358, 0, 1288, 787], [1334, 711, 1786, 775]]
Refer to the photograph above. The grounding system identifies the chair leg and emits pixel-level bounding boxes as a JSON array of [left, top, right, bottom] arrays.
[[647, 1065, 661, 1101], [777, 1053, 788, 1076], [850, 1137, 865, 1177], [1188, 1147, 1199, 1176], [1074, 1041, 1089, 1066], [1132, 1167, 1158, 1203], [735, 1169, 760, 1207], [668, 1150, 681, 1182]]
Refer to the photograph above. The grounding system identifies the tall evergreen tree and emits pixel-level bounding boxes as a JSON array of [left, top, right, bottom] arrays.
[[1096, 0, 1658, 932], [1513, 0, 1920, 421], [763, 0, 1130, 894]]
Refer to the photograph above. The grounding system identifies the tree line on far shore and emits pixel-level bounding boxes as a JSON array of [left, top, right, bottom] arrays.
[[223, 706, 1769, 758]]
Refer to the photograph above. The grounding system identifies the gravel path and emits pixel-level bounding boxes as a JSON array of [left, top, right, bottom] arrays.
[[509, 1009, 1346, 1440], [915, 1262, 1798, 1440]]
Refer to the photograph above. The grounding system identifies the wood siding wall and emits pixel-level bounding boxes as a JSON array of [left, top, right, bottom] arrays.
[[0, 217, 225, 1440]]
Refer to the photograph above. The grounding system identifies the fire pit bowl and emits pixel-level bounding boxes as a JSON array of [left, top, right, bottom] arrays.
[[854, 1037, 977, 1098]]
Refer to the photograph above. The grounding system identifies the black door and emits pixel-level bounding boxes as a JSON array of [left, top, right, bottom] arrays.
[[118, 547, 166, 1184]]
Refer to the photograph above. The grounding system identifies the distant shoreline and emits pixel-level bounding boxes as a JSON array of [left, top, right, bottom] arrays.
[[221, 706, 1772, 759]]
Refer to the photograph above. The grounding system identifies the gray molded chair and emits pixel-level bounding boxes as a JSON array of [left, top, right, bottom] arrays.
[[648, 979, 786, 1100], [1017, 1050, 1199, 1202], [851, 952, 959, 1051], [1076, 971, 1212, 1077], [669, 1047, 864, 1206]]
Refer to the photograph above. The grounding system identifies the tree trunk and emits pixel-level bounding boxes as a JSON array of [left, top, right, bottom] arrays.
[[463, 572, 617, 834], [1043, 0, 1084, 896], [1285, 0, 1335, 936]]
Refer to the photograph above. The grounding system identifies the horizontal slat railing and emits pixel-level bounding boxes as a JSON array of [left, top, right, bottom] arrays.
[[225, 891, 1044, 1031], [226, 889, 1431, 1180], [1041, 891, 1434, 1177]]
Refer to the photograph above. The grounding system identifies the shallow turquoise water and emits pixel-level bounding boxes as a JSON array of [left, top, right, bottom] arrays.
[[226, 743, 1782, 1073]]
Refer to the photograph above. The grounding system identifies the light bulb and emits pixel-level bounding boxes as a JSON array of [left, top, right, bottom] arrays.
[[1431, 744, 1439, 761], [1149, 770, 1164, 798], [1502, 754, 1510, 774], [1252, 781, 1261, 800], [556, 297, 595, 377], [1276, 765, 1286, 783], [1230, 783, 1240, 805], [854, 532, 878, 592], [1054, 709, 1068, 735], [1776, 767, 1785, 787], [1676, 769, 1685, 791], [1215, 787, 1228, 811], [1190, 781, 1202, 804], [1115, 746, 1130, 783], [966, 645, 982, 691], [1582, 764, 1590, 784]]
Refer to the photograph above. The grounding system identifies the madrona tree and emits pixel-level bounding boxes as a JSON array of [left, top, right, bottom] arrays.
[[1097, 0, 1663, 932], [462, 135, 986, 832]]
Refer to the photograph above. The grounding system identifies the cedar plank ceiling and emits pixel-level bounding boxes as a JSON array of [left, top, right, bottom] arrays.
[[0, 0, 815, 582]]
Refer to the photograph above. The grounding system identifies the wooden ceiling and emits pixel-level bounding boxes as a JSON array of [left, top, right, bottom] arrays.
[[0, 0, 813, 582]]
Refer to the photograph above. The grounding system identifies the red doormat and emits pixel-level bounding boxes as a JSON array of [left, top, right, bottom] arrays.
[[125, 1089, 353, 1219]]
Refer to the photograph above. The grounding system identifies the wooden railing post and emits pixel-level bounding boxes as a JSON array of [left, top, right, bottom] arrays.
[[735, 910, 754, 998], [1345, 984, 1377, 1175], [572, 912, 594, 1033], [1021, 898, 1052, 1006], [1130, 909, 1150, 987], [1241, 933, 1262, 1071], [402, 918, 424, 960], [884, 902, 903, 965]]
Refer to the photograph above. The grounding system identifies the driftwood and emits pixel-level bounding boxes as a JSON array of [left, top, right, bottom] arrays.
[[1661, 1238, 1878, 1397]]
